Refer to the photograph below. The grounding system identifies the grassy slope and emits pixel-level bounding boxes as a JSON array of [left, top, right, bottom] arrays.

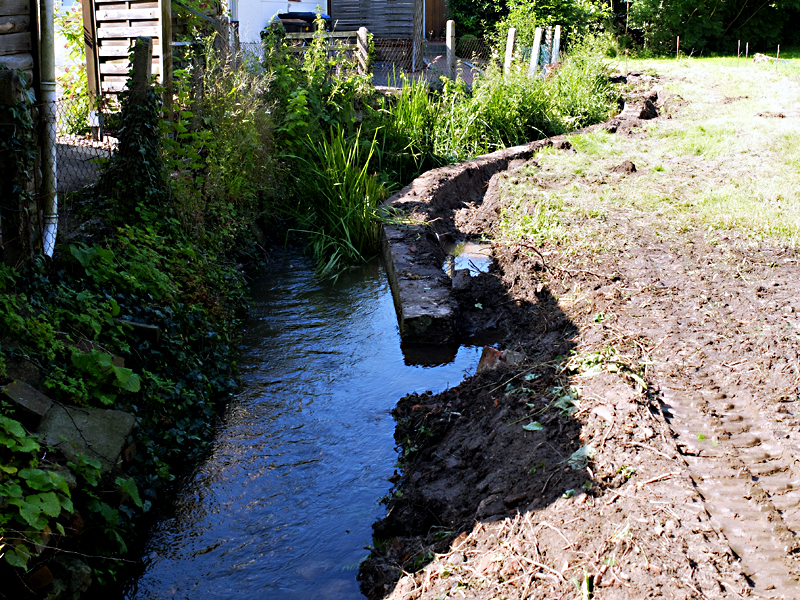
[[499, 56, 800, 249]]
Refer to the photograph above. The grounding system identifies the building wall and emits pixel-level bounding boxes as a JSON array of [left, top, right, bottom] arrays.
[[237, 0, 320, 45]]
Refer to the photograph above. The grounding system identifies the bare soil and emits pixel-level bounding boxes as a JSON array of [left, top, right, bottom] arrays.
[[358, 68, 800, 600]]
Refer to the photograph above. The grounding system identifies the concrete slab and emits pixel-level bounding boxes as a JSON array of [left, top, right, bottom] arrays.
[[1, 380, 53, 429], [38, 404, 136, 473]]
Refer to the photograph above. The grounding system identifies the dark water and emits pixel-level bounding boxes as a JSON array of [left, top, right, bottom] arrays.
[[128, 254, 481, 600]]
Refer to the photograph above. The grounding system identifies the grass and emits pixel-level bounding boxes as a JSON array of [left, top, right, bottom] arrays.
[[496, 53, 800, 248], [291, 35, 616, 275]]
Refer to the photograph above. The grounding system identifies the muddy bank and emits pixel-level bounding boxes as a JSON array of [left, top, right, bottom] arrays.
[[357, 71, 799, 599]]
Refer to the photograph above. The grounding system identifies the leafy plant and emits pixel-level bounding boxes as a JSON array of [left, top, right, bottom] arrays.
[[0, 416, 74, 569]]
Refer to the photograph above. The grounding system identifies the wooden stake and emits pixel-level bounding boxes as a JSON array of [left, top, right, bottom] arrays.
[[445, 20, 455, 80], [676, 36, 680, 59], [528, 27, 542, 78], [777, 44, 780, 60], [746, 42, 749, 59], [503, 27, 516, 75], [737, 39, 740, 58]]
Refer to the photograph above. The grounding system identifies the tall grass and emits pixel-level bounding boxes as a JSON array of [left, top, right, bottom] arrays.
[[293, 127, 388, 277], [281, 34, 614, 275]]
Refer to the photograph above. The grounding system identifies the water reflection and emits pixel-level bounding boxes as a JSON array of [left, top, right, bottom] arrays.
[[128, 253, 480, 600]]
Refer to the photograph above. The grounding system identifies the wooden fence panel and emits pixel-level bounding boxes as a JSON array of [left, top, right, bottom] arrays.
[[83, 0, 169, 103]]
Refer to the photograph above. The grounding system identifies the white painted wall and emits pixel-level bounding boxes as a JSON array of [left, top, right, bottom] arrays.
[[236, 0, 324, 45]]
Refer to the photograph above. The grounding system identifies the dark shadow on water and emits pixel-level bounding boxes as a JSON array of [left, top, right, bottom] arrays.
[[357, 268, 582, 599], [124, 251, 483, 600]]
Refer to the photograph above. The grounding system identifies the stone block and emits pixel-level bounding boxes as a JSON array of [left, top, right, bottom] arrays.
[[38, 404, 136, 474], [1, 379, 52, 428]]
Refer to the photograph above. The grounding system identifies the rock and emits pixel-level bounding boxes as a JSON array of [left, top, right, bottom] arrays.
[[610, 160, 637, 174], [249, 221, 267, 247], [476, 493, 504, 519], [502, 350, 525, 366], [3, 358, 45, 390], [1, 380, 53, 428], [552, 139, 572, 151], [476, 347, 526, 374], [114, 319, 161, 344], [592, 404, 615, 423], [37, 404, 136, 474], [27, 566, 54, 591], [476, 347, 503, 374], [620, 99, 658, 120], [451, 269, 472, 292], [50, 556, 91, 599]]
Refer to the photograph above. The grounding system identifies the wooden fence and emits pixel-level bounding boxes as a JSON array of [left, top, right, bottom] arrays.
[[0, 0, 34, 87], [81, 0, 171, 101], [284, 28, 370, 73]]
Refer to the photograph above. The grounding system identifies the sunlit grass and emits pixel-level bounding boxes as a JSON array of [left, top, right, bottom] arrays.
[[496, 54, 800, 248]]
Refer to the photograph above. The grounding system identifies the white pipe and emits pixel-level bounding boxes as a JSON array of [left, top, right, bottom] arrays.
[[40, 0, 57, 257]]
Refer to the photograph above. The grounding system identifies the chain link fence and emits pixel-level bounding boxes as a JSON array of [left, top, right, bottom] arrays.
[[52, 96, 117, 194]]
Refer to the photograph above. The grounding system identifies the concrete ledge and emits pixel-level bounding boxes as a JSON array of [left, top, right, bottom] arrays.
[[381, 138, 554, 345]]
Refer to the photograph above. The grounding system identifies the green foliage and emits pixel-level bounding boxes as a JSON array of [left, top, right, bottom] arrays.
[[163, 38, 274, 247], [0, 69, 37, 258], [55, 1, 91, 134], [293, 127, 388, 276], [0, 416, 74, 569], [96, 52, 167, 220], [448, 0, 609, 40], [627, 0, 800, 54], [495, 0, 610, 46]]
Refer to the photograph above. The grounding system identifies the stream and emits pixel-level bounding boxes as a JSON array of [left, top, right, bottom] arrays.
[[126, 252, 481, 599]]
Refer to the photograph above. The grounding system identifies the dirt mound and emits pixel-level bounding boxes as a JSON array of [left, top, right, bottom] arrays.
[[359, 68, 800, 599]]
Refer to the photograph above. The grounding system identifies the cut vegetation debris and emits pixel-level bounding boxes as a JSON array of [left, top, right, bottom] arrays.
[[359, 57, 800, 599]]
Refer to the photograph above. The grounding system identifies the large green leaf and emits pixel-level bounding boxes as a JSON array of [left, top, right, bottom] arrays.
[[29, 492, 62, 518]]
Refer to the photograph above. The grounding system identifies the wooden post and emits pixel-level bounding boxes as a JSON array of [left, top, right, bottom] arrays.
[[746, 42, 749, 59], [503, 27, 516, 75], [412, 0, 424, 71], [676, 35, 679, 59], [550, 24, 561, 65], [130, 36, 152, 104], [445, 19, 455, 79], [158, 0, 172, 117], [528, 27, 542, 77], [81, 0, 101, 139], [777, 44, 780, 60], [737, 39, 740, 58], [357, 26, 369, 74]]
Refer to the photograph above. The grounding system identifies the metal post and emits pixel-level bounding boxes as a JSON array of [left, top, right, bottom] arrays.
[[39, 0, 57, 257], [412, 0, 423, 72], [550, 24, 561, 65], [528, 27, 542, 77], [503, 27, 516, 75], [445, 19, 455, 79]]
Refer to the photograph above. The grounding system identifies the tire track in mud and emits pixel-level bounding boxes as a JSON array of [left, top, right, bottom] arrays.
[[609, 222, 800, 598]]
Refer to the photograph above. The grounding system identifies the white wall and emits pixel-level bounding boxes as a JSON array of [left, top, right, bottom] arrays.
[[236, 0, 324, 45]]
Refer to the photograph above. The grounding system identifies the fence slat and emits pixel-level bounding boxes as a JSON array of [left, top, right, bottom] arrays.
[[0, 31, 30, 55], [0, 0, 28, 16], [285, 30, 358, 39], [96, 8, 159, 19], [97, 25, 160, 38]]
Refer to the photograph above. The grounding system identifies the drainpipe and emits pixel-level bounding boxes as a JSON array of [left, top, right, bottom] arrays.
[[39, 0, 57, 257]]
